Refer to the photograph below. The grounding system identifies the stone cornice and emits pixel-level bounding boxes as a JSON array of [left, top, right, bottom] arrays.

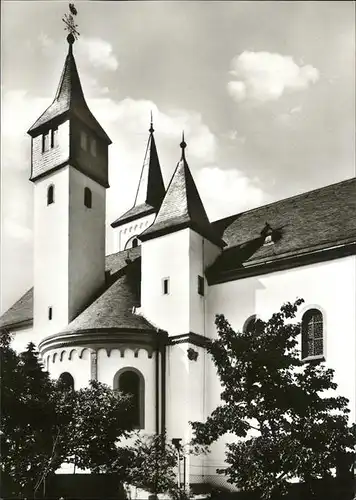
[[168, 332, 210, 348], [0, 319, 33, 332], [208, 241, 356, 285], [39, 328, 168, 355]]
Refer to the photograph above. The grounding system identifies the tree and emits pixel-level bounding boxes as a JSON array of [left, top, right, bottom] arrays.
[[0, 335, 134, 498], [191, 300, 356, 499], [124, 433, 177, 498], [122, 434, 202, 500], [1, 337, 57, 497]]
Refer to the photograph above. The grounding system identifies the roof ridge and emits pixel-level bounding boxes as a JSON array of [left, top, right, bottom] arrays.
[[213, 177, 356, 225]]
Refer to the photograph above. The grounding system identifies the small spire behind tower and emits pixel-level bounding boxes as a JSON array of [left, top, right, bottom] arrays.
[[110, 116, 166, 229]]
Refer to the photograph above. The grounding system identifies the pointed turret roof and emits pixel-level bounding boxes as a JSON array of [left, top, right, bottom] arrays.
[[28, 36, 111, 144], [111, 118, 165, 228], [140, 134, 225, 247]]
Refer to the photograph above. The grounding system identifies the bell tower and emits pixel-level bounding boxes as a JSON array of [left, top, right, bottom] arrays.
[[27, 9, 112, 339]]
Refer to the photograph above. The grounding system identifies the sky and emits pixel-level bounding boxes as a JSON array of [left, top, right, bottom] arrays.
[[0, 1, 355, 312]]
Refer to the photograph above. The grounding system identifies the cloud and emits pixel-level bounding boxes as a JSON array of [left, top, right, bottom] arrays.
[[196, 167, 266, 221], [77, 37, 119, 71], [38, 33, 55, 51], [88, 97, 217, 163], [1, 90, 49, 171], [228, 51, 319, 102], [223, 129, 246, 144], [3, 219, 33, 242], [276, 105, 303, 125]]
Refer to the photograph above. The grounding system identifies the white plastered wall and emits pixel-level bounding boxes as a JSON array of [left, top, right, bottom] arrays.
[[141, 228, 221, 336], [33, 165, 106, 342], [97, 347, 157, 434], [141, 230, 191, 334], [46, 347, 91, 390], [68, 167, 106, 321], [33, 167, 70, 341], [111, 212, 156, 252]]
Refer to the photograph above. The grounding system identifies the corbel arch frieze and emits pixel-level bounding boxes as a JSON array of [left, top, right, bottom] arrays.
[[38, 329, 168, 366]]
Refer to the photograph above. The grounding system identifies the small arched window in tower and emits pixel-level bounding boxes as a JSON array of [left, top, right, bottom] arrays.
[[47, 185, 55, 205], [124, 235, 140, 250], [114, 369, 144, 429], [198, 275, 205, 296], [302, 309, 324, 360], [58, 372, 74, 391], [80, 131, 88, 151], [84, 187, 92, 209], [42, 131, 50, 153], [90, 138, 97, 157], [51, 127, 58, 148]]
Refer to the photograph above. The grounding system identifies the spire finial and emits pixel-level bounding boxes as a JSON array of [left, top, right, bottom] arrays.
[[149, 111, 154, 134], [62, 3, 80, 47], [180, 131, 187, 159]]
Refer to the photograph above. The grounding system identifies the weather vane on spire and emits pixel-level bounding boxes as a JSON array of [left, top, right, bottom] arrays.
[[62, 3, 80, 44]]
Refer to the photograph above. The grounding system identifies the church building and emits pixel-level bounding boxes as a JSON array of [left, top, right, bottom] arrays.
[[1, 29, 355, 491]]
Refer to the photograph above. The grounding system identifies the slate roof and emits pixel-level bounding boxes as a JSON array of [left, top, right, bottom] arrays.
[[111, 125, 165, 228], [0, 288, 34, 330], [209, 177, 356, 280], [27, 41, 111, 144], [140, 139, 225, 247], [0, 247, 149, 332], [111, 203, 156, 228], [63, 267, 155, 334]]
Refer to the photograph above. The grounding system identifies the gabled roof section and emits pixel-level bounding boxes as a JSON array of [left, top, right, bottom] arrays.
[[27, 39, 111, 144], [0, 288, 33, 330], [111, 120, 165, 228], [140, 134, 225, 247], [208, 177, 356, 283], [0, 247, 143, 331]]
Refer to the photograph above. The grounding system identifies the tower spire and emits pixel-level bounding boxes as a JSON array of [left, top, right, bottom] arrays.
[[110, 118, 166, 229], [27, 2, 111, 187], [140, 135, 225, 247], [28, 1, 110, 144], [134, 116, 165, 208]]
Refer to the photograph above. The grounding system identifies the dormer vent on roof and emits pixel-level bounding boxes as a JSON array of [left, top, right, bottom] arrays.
[[261, 222, 275, 245]]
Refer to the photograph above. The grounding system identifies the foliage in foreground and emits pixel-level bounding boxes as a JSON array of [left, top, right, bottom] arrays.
[[125, 433, 177, 495], [0, 332, 133, 498], [191, 299, 356, 499]]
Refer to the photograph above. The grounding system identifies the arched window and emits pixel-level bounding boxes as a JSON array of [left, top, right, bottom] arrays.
[[58, 372, 74, 391], [302, 309, 324, 359], [113, 368, 144, 429], [124, 235, 140, 250], [84, 187, 92, 208], [243, 315, 257, 334], [47, 185, 54, 205]]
